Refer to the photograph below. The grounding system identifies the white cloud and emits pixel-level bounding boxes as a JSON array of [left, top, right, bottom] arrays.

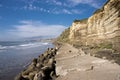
[[62, 9, 72, 14], [7, 0, 84, 14], [51, 8, 71, 14], [22, 3, 42, 11], [23, 4, 37, 10], [7, 20, 66, 39], [22, 5, 82, 14], [67, 0, 101, 8], [46, 0, 62, 6], [51, 0, 62, 6], [22, 4, 50, 13], [51, 8, 83, 14], [71, 9, 82, 14]]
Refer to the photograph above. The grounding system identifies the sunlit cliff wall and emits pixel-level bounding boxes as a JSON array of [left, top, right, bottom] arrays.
[[63, 0, 120, 51]]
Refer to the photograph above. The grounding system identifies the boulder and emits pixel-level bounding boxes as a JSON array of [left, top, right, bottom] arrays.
[[33, 71, 45, 80]]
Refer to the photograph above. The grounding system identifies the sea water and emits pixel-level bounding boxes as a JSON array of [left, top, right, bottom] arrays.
[[0, 41, 53, 80]]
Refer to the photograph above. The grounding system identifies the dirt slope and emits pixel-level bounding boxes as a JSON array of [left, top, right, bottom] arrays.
[[55, 44, 120, 80]]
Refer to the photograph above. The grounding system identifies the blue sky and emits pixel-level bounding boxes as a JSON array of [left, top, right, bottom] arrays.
[[0, 0, 107, 40]]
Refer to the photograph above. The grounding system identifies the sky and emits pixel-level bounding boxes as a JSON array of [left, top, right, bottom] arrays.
[[0, 0, 107, 41]]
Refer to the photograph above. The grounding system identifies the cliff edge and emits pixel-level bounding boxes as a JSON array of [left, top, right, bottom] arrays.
[[58, 0, 120, 52]]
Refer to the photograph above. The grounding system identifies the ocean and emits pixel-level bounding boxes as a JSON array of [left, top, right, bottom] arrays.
[[0, 41, 53, 80]]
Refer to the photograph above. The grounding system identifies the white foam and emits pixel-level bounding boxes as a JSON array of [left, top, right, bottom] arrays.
[[0, 45, 7, 50], [42, 43, 48, 45], [16, 42, 49, 49], [0, 42, 49, 50], [19, 43, 34, 47]]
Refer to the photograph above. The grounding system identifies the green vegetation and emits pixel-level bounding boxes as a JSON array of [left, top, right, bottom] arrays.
[[93, 9, 103, 15], [98, 43, 113, 49], [73, 18, 88, 23], [57, 27, 70, 43]]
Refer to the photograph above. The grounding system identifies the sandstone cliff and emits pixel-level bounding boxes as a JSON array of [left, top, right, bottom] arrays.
[[59, 0, 120, 52]]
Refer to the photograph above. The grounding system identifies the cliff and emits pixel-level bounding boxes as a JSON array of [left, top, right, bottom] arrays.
[[58, 0, 120, 52]]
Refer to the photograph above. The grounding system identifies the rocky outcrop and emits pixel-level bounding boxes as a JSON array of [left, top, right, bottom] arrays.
[[68, 0, 120, 51], [15, 48, 57, 80]]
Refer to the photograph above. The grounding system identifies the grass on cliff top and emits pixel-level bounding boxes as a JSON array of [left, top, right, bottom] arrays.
[[57, 27, 70, 43], [93, 9, 103, 15], [73, 18, 88, 23], [98, 43, 113, 49]]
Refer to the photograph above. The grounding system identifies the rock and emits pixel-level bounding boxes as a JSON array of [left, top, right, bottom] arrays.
[[110, 60, 115, 63], [15, 47, 57, 80], [33, 71, 45, 80], [59, 0, 120, 52], [15, 73, 29, 80], [28, 72, 36, 80], [47, 58, 56, 69], [36, 63, 43, 69], [69, 50, 72, 53], [32, 58, 37, 64], [50, 71, 57, 80], [102, 56, 107, 59]]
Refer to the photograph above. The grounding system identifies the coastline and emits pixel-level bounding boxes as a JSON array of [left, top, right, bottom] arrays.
[[0, 41, 53, 80], [15, 42, 120, 80], [15, 42, 60, 80]]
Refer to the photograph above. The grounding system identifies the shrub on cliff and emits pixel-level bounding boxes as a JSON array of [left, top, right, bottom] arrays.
[[57, 27, 70, 43], [73, 18, 88, 23]]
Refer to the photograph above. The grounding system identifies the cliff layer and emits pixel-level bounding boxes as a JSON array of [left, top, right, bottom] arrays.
[[59, 0, 120, 52]]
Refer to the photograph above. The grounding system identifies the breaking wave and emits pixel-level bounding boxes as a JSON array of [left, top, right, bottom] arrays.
[[0, 42, 49, 50]]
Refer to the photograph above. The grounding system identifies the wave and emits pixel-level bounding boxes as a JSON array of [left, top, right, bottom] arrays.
[[19, 43, 35, 47], [0, 45, 7, 50], [0, 42, 50, 50]]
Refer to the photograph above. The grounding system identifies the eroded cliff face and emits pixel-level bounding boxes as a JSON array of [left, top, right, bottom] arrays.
[[69, 0, 120, 51]]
